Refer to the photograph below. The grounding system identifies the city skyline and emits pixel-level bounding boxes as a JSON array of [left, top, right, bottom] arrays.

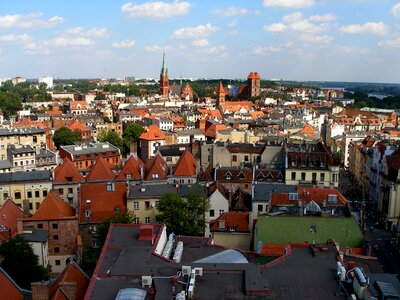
[[0, 0, 400, 83]]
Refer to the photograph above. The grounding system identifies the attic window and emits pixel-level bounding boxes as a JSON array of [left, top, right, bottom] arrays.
[[126, 173, 132, 179], [106, 182, 115, 192], [327, 194, 338, 204], [266, 172, 273, 181], [238, 171, 245, 180], [225, 172, 232, 180], [257, 173, 265, 179], [289, 193, 298, 201], [152, 173, 159, 179], [229, 227, 236, 232], [66, 176, 73, 182]]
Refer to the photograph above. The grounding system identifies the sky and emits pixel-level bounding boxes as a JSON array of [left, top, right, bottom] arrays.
[[0, 0, 400, 83]]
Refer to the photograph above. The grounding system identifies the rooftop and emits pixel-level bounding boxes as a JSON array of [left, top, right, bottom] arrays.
[[60, 142, 120, 156], [0, 170, 52, 184]]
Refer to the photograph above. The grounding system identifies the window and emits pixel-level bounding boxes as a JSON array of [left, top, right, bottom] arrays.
[[29, 203, 33, 210], [27, 191, 32, 198], [59, 188, 64, 195], [219, 209, 224, 216], [144, 217, 150, 224], [3, 193, 8, 200], [133, 202, 139, 210], [38, 223, 43, 229], [134, 217, 140, 224], [68, 188, 73, 194], [244, 155, 249, 162], [291, 172, 296, 180], [145, 201, 150, 209], [85, 209, 91, 218], [33, 136, 37, 143], [54, 247, 60, 253], [92, 240, 99, 249], [320, 173, 325, 182], [229, 227, 236, 232], [209, 209, 215, 217], [152, 173, 159, 179], [35, 191, 40, 198], [289, 193, 298, 201], [232, 155, 237, 162], [312, 173, 317, 183], [53, 235, 59, 241], [244, 184, 249, 189], [55, 260, 61, 266], [126, 173, 132, 179], [36, 202, 40, 210], [14, 192, 21, 199], [155, 200, 159, 208], [43, 190, 48, 197], [106, 182, 115, 192], [332, 173, 337, 182], [66, 176, 72, 182], [52, 223, 58, 229], [301, 172, 306, 181], [258, 204, 263, 212]]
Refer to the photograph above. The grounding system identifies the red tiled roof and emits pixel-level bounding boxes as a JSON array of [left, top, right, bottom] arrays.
[[210, 212, 249, 232], [198, 109, 222, 120], [300, 123, 315, 138], [67, 119, 89, 132], [204, 123, 228, 138], [80, 182, 126, 223], [173, 150, 197, 177], [27, 191, 76, 221], [14, 117, 48, 130], [85, 157, 115, 181], [217, 81, 225, 94], [70, 100, 87, 110], [145, 154, 169, 180], [53, 261, 90, 300], [271, 188, 348, 206], [116, 155, 143, 180], [0, 267, 25, 300], [247, 72, 260, 79], [54, 158, 84, 183], [0, 199, 24, 238], [139, 124, 166, 141]]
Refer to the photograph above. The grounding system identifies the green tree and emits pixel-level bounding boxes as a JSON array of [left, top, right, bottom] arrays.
[[185, 190, 210, 236], [122, 123, 144, 154], [0, 236, 49, 289], [0, 92, 22, 118], [98, 129, 123, 151], [156, 193, 187, 234], [53, 127, 80, 149], [94, 92, 106, 100]]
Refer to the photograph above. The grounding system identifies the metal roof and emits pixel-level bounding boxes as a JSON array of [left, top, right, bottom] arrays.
[[194, 249, 248, 264]]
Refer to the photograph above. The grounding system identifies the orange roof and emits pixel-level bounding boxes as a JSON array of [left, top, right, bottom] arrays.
[[145, 155, 168, 180], [219, 101, 253, 113], [130, 109, 148, 118], [139, 124, 166, 141], [300, 123, 315, 138], [204, 123, 228, 138], [198, 109, 222, 120], [0, 267, 25, 300], [54, 158, 84, 183], [210, 212, 249, 232], [14, 117, 48, 131], [27, 191, 76, 221], [116, 156, 143, 180], [217, 81, 225, 94], [271, 187, 348, 206], [250, 111, 264, 120], [67, 118, 89, 132], [80, 182, 126, 223], [53, 261, 90, 300], [0, 199, 24, 238], [86, 157, 115, 181], [173, 150, 197, 177], [247, 72, 260, 79], [70, 100, 87, 110]]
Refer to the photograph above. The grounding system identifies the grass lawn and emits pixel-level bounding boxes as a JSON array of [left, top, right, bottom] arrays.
[[255, 216, 364, 248]]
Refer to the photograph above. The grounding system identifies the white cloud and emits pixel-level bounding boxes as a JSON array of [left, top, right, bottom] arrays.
[[192, 39, 209, 47], [227, 19, 238, 28], [95, 50, 113, 56], [212, 6, 248, 17], [378, 36, 400, 48], [112, 39, 136, 48], [0, 13, 63, 29], [263, 0, 314, 8], [0, 33, 33, 43], [204, 45, 228, 57], [264, 12, 329, 34], [50, 37, 95, 47], [121, 0, 190, 18], [339, 22, 388, 35], [299, 34, 334, 43], [309, 13, 336, 22], [172, 23, 219, 39], [391, 2, 400, 17], [252, 46, 282, 54], [263, 23, 287, 32], [145, 45, 171, 52], [340, 46, 370, 54], [63, 27, 108, 37]]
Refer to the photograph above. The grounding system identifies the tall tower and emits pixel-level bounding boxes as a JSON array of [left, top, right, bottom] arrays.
[[160, 52, 169, 97], [216, 81, 225, 107], [247, 72, 261, 98]]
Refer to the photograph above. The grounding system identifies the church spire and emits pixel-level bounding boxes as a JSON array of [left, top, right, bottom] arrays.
[[161, 52, 168, 76]]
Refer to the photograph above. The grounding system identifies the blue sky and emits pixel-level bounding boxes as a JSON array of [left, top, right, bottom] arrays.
[[0, 0, 399, 82]]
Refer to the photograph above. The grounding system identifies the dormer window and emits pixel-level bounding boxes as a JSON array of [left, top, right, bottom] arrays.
[[229, 227, 236, 232], [238, 171, 245, 180], [225, 172, 232, 180], [66, 176, 72, 182], [126, 173, 132, 179]]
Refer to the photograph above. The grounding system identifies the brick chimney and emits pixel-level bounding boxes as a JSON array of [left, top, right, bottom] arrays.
[[31, 282, 50, 300]]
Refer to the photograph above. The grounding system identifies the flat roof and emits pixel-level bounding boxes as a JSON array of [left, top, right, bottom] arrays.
[[60, 142, 119, 155]]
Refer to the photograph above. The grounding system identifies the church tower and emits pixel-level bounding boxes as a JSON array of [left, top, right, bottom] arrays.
[[247, 72, 261, 98], [160, 52, 169, 97], [216, 81, 225, 107]]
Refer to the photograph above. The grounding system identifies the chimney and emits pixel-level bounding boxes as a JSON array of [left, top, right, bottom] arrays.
[[31, 282, 50, 300], [16, 218, 23, 234], [59, 282, 77, 300]]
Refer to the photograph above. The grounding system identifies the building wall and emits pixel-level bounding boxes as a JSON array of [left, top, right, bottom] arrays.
[[204, 190, 229, 237], [285, 168, 339, 188], [0, 132, 46, 158], [211, 232, 251, 251], [128, 197, 160, 224], [53, 182, 80, 208], [29, 241, 49, 267]]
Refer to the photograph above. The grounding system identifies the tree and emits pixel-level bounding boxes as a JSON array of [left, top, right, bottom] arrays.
[[53, 127, 80, 149], [98, 129, 123, 151], [0, 92, 22, 118], [156, 190, 209, 236], [156, 193, 187, 234], [122, 123, 144, 154], [0, 236, 49, 289], [94, 92, 106, 100]]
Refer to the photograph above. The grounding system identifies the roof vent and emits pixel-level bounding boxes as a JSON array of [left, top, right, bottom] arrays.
[[140, 187, 146, 192]]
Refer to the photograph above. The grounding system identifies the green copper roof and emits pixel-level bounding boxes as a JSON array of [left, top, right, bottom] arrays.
[[160, 52, 168, 76]]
